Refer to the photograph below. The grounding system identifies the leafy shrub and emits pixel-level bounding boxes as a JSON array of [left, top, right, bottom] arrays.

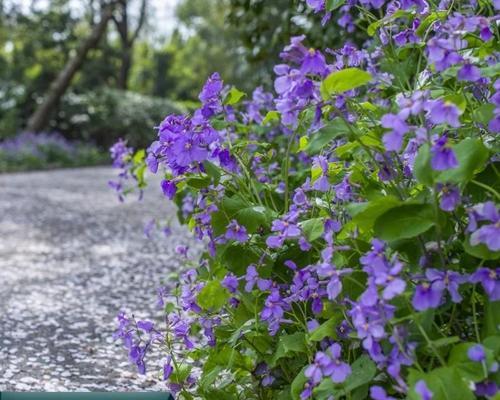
[[54, 88, 186, 149], [111, 1, 500, 399], [0, 132, 105, 172]]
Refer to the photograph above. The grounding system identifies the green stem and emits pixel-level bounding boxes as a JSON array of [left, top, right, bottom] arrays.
[[471, 179, 500, 200]]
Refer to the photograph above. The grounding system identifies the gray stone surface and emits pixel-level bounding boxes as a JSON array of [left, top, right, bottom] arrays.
[[0, 167, 191, 391]]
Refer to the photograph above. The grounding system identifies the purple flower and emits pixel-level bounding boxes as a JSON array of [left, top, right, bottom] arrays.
[[222, 273, 239, 293], [475, 381, 498, 397], [426, 100, 461, 127], [323, 343, 351, 383], [438, 184, 461, 211], [244, 265, 271, 292], [458, 64, 481, 82], [430, 135, 458, 171], [370, 386, 396, 400], [137, 320, 154, 333], [415, 380, 433, 400], [110, 138, 132, 168], [163, 357, 173, 380], [161, 180, 177, 200], [469, 202, 500, 251], [412, 269, 466, 311], [261, 288, 289, 335], [225, 219, 249, 242], [301, 48, 328, 75], [412, 281, 443, 311], [470, 268, 500, 301], [381, 113, 409, 151], [468, 344, 486, 362]]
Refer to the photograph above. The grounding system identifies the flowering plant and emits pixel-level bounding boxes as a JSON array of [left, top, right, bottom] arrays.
[[111, 1, 500, 399]]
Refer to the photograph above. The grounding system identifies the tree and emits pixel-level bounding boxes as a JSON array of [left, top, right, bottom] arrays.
[[112, 0, 147, 90], [26, 2, 116, 133]]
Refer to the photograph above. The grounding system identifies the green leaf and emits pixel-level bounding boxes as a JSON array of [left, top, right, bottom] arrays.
[[374, 204, 435, 241], [320, 68, 372, 99], [367, 10, 408, 36], [408, 367, 475, 400], [448, 342, 492, 382], [224, 87, 246, 105], [186, 175, 212, 189], [325, 0, 345, 11], [271, 332, 307, 366], [472, 103, 495, 125], [437, 138, 489, 184], [413, 143, 435, 186], [197, 280, 230, 311], [236, 205, 274, 233], [220, 243, 262, 275], [306, 118, 351, 153], [483, 300, 500, 338], [415, 11, 447, 36], [262, 110, 280, 125], [343, 355, 377, 393], [291, 367, 308, 400], [309, 316, 340, 341], [300, 218, 324, 242], [463, 239, 500, 260], [132, 149, 145, 164], [348, 196, 401, 232]]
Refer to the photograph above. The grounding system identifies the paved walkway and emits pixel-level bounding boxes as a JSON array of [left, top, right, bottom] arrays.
[[0, 167, 190, 391]]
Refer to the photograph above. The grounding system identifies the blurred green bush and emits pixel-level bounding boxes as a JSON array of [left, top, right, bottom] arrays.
[[54, 89, 186, 149]]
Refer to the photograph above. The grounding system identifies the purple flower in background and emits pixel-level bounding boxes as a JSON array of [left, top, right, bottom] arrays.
[[475, 381, 499, 397], [306, 0, 325, 13], [334, 176, 352, 201], [470, 268, 500, 301], [438, 184, 461, 211], [458, 64, 481, 82], [137, 320, 154, 333], [468, 202, 500, 251], [197, 72, 224, 118], [261, 288, 289, 335], [468, 344, 486, 362], [312, 156, 331, 192], [225, 220, 249, 242], [110, 138, 132, 168], [163, 357, 173, 381], [370, 386, 396, 400], [426, 100, 461, 127], [430, 135, 458, 171], [381, 113, 409, 151], [244, 265, 271, 292], [267, 213, 302, 248], [415, 380, 433, 400]]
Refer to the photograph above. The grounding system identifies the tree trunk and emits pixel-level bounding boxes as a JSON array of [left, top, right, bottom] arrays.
[[26, 5, 114, 133], [118, 43, 132, 90]]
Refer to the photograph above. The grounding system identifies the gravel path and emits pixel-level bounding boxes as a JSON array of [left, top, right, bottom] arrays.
[[0, 167, 192, 391]]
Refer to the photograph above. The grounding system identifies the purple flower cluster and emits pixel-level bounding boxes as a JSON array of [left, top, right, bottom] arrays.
[[109, 1, 500, 398]]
